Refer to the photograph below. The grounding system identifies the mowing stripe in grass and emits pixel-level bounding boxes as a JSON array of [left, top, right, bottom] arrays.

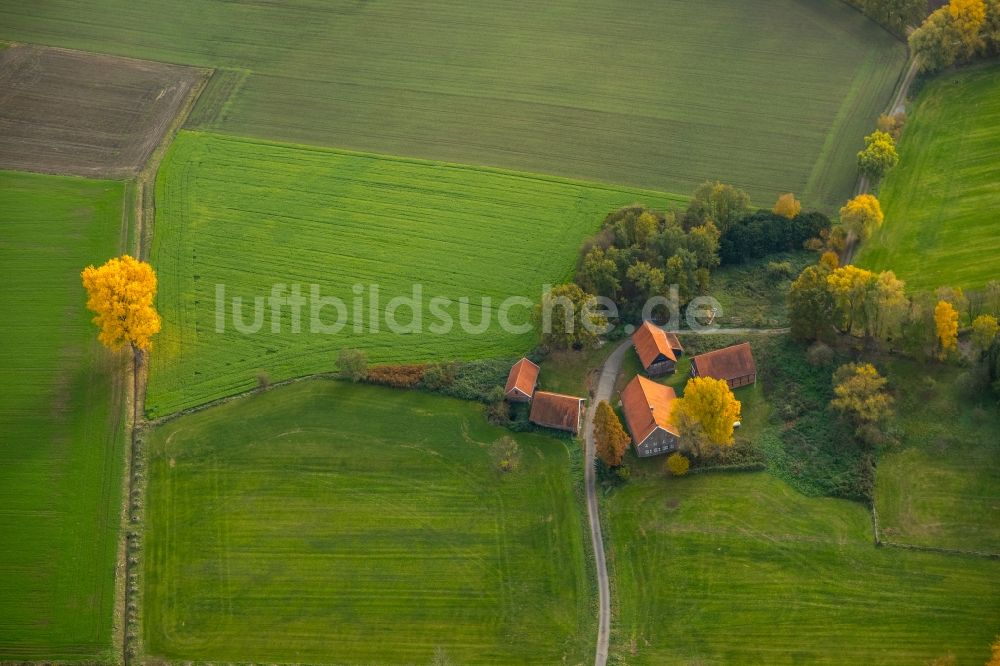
[[856, 63, 1000, 290], [144, 380, 593, 663]]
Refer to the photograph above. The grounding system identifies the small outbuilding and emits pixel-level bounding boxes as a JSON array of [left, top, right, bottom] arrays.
[[504, 358, 540, 402], [529, 391, 586, 435], [690, 342, 757, 389], [619, 375, 679, 457], [631, 321, 683, 377]]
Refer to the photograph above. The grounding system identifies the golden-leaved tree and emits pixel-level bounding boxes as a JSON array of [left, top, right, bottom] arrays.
[[839, 194, 884, 241], [857, 130, 899, 181], [81, 255, 161, 420], [831, 363, 894, 446], [827, 265, 877, 335], [670, 377, 741, 456], [772, 193, 801, 219], [934, 300, 959, 358], [665, 452, 690, 476], [594, 400, 630, 467]]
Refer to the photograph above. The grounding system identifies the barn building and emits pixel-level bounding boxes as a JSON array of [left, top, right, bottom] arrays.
[[631, 320, 684, 377], [689, 342, 757, 389], [619, 375, 679, 457], [529, 391, 586, 434], [504, 358, 539, 402]]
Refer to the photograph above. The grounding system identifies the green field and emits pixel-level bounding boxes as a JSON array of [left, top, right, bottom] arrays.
[[146, 131, 680, 416], [857, 63, 1000, 290], [0, 172, 126, 659], [144, 381, 592, 663], [0, 0, 905, 208], [605, 473, 1000, 664], [875, 359, 1000, 553]]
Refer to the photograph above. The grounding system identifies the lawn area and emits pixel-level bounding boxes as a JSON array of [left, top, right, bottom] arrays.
[[856, 63, 1000, 290], [0, 0, 904, 208], [605, 473, 1000, 664], [146, 131, 679, 416], [143, 381, 593, 664], [875, 359, 1000, 553], [0, 172, 126, 659]]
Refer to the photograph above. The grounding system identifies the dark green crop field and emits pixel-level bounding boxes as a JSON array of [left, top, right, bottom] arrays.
[[0, 0, 905, 208], [606, 473, 1000, 664], [146, 131, 677, 416], [0, 172, 126, 659], [856, 63, 1000, 290], [144, 381, 593, 663]]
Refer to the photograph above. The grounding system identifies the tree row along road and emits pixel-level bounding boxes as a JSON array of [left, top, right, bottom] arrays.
[[581, 326, 789, 665]]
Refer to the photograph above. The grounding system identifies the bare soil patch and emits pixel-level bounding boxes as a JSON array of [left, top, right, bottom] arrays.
[[0, 44, 204, 177]]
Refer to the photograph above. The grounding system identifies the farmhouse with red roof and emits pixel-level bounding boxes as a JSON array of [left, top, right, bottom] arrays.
[[631, 321, 684, 376], [690, 342, 757, 389]]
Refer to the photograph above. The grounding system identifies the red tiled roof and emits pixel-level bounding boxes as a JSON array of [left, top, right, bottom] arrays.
[[691, 342, 756, 382], [504, 358, 539, 398], [529, 391, 585, 434], [664, 331, 684, 355], [632, 321, 677, 370], [620, 375, 679, 443]]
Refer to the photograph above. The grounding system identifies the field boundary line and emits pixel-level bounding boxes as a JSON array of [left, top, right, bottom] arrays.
[[869, 503, 1000, 560], [115, 67, 212, 666], [183, 129, 686, 205]]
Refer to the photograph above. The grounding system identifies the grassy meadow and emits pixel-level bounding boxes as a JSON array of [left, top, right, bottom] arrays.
[[0, 0, 904, 207], [605, 473, 1000, 664], [857, 63, 1000, 290], [144, 381, 593, 663], [875, 359, 1000, 554], [0, 172, 126, 659], [146, 131, 680, 416]]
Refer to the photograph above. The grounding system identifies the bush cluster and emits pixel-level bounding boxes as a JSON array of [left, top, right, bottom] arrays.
[[364, 364, 427, 388], [719, 211, 830, 265]]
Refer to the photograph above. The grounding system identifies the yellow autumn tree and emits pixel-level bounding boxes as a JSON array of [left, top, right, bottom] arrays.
[[665, 452, 690, 476], [839, 194, 884, 241], [82, 255, 161, 352], [670, 377, 741, 453], [827, 265, 876, 335], [934, 300, 959, 358], [772, 193, 801, 219], [594, 400, 631, 467], [949, 0, 987, 57], [82, 255, 161, 419], [988, 634, 1000, 666]]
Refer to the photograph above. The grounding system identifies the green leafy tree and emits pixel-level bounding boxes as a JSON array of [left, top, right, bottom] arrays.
[[337, 348, 368, 382], [972, 314, 1000, 355], [684, 181, 751, 233], [535, 283, 607, 350], [789, 262, 837, 342], [577, 247, 622, 299], [625, 261, 666, 305]]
